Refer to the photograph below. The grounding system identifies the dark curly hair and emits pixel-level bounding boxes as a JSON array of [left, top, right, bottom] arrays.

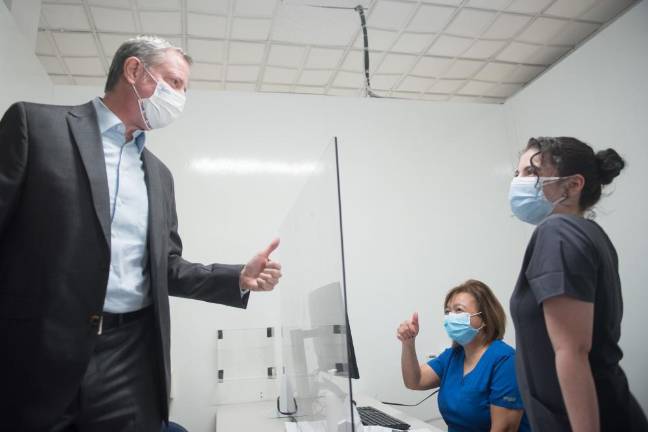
[[526, 137, 625, 211]]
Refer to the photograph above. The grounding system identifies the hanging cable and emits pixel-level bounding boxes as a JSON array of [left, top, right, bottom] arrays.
[[381, 389, 439, 407]]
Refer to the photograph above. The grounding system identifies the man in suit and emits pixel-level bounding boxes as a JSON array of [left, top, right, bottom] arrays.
[[0, 36, 282, 431]]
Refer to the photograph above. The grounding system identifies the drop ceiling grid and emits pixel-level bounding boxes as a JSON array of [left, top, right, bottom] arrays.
[[36, 0, 638, 102]]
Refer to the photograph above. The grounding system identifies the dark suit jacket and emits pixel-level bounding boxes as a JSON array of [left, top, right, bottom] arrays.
[[0, 101, 249, 430]]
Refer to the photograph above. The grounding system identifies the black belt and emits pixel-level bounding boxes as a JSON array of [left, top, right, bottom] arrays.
[[100, 305, 153, 333]]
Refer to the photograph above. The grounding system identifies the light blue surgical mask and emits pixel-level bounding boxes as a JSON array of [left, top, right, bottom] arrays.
[[509, 176, 565, 225], [444, 312, 483, 346]]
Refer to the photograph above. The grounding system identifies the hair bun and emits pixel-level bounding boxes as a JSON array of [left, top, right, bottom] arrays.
[[595, 148, 625, 185]]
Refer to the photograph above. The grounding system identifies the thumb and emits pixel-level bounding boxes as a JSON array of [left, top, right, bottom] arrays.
[[261, 238, 280, 258], [412, 312, 419, 327]]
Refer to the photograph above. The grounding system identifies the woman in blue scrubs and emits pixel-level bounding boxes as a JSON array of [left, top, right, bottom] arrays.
[[397, 280, 529, 432]]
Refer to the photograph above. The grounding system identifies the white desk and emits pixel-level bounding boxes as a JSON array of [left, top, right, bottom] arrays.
[[215, 395, 445, 432]]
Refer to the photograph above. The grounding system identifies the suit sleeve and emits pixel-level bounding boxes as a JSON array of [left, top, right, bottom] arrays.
[[166, 174, 249, 308], [0, 103, 28, 239]]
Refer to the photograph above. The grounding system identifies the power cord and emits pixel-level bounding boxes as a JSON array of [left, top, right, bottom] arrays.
[[381, 389, 439, 407]]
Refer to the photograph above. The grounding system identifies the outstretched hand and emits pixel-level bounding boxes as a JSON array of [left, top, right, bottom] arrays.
[[397, 312, 420, 343], [240, 238, 282, 292]]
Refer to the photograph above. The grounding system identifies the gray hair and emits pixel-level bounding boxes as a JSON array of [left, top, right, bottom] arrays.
[[104, 35, 192, 93]]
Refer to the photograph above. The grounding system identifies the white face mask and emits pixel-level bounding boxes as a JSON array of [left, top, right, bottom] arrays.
[[131, 66, 186, 130]]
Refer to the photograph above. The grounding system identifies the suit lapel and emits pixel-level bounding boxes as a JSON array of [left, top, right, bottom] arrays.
[[67, 102, 111, 248], [142, 149, 164, 297]]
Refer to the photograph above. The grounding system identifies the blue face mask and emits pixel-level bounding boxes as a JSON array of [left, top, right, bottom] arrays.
[[444, 312, 483, 346], [509, 176, 565, 225]]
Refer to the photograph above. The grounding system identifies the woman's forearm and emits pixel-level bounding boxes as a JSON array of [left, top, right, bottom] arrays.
[[401, 340, 422, 389], [555, 349, 599, 432]]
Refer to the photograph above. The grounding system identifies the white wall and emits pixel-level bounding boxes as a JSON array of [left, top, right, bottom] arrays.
[[505, 0, 648, 414], [0, 1, 51, 113]]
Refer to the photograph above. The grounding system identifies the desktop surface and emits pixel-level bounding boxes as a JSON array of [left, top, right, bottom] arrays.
[[215, 395, 445, 432]]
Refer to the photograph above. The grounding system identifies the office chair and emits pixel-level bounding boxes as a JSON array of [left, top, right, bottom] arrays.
[[162, 421, 189, 432]]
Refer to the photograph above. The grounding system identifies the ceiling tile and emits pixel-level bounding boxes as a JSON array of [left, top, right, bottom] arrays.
[[235, 0, 277, 16], [268, 44, 305, 68], [190, 62, 222, 80], [137, 0, 180, 10], [293, 86, 325, 95], [140, 11, 182, 34], [225, 82, 255, 91], [482, 14, 532, 39], [462, 40, 506, 59], [429, 79, 465, 93], [273, 5, 357, 45], [52, 33, 99, 56], [228, 42, 265, 63], [191, 81, 224, 90], [579, 0, 635, 22], [64, 57, 105, 75], [73, 76, 107, 86], [526, 45, 571, 64], [518, 17, 568, 44], [36, 31, 56, 55], [227, 65, 260, 81], [100, 34, 137, 56], [332, 71, 364, 88], [188, 13, 227, 38], [231, 17, 272, 40], [398, 76, 433, 92], [305, 48, 344, 69], [507, 0, 554, 14], [187, 0, 228, 14], [341, 50, 364, 71], [408, 4, 455, 32], [369, 74, 400, 90], [443, 59, 483, 79], [376, 53, 417, 74], [422, 93, 450, 101], [458, 80, 495, 95], [428, 35, 473, 57], [467, 0, 512, 9], [474, 62, 517, 81], [545, 0, 598, 18], [506, 64, 545, 83], [551, 21, 599, 45], [411, 56, 452, 76], [51, 75, 75, 85], [486, 83, 522, 97], [445, 9, 497, 38], [392, 33, 435, 54], [91, 7, 136, 33], [41, 4, 91, 31], [187, 39, 224, 62], [298, 70, 332, 86], [354, 29, 398, 51], [421, 0, 463, 5], [496, 41, 539, 63], [261, 83, 292, 93], [368, 0, 416, 29], [263, 66, 297, 84], [39, 55, 66, 74], [327, 87, 361, 97], [88, 0, 131, 7]]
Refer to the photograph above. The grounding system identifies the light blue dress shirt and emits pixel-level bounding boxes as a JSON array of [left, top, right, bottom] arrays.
[[92, 97, 151, 313]]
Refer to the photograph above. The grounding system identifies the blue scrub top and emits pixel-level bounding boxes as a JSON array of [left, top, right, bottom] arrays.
[[427, 339, 530, 432]]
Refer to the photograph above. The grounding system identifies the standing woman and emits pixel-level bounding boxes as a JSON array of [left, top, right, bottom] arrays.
[[509, 137, 648, 432]]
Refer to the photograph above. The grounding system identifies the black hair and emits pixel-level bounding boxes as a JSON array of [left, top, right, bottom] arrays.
[[526, 137, 625, 211]]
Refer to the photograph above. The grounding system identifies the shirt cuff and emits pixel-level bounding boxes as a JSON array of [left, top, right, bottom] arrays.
[[240, 288, 249, 297]]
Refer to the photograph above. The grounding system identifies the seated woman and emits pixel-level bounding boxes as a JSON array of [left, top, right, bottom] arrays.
[[397, 279, 530, 432]]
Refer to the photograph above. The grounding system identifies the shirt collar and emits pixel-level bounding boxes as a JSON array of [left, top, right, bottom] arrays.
[[92, 97, 146, 153]]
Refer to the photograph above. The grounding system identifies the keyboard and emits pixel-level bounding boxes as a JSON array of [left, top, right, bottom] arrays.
[[356, 406, 410, 431]]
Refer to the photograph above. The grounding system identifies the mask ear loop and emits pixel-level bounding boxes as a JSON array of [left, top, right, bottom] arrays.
[[469, 311, 486, 331], [130, 61, 153, 130]]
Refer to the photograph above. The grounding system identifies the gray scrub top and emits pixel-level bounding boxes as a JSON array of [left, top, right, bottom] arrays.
[[510, 213, 647, 431]]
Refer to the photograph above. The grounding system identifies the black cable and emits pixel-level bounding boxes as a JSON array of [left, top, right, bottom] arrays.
[[354, 5, 372, 93], [381, 389, 439, 407]]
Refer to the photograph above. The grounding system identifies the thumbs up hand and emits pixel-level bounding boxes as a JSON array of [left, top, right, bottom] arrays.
[[240, 238, 282, 292], [397, 312, 420, 343]]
